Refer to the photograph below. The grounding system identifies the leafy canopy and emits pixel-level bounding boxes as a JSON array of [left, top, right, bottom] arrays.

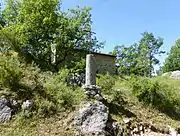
[[163, 39, 180, 72], [1, 0, 104, 72], [112, 32, 164, 77]]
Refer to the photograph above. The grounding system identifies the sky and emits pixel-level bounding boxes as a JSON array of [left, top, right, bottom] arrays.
[[1, 0, 180, 70], [60, 0, 180, 69]]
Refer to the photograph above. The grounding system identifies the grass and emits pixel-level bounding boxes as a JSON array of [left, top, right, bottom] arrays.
[[1, 74, 180, 135], [112, 76, 180, 132], [0, 110, 76, 136], [154, 76, 180, 90]]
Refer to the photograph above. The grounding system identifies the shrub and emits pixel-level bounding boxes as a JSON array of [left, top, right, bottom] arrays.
[[129, 76, 180, 118], [0, 51, 22, 89], [96, 72, 116, 95], [43, 71, 85, 110], [0, 51, 85, 118]]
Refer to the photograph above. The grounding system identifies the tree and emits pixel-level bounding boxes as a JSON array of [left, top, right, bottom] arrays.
[[2, 0, 21, 25], [0, 28, 18, 53], [2, 0, 103, 72], [111, 44, 139, 75], [137, 32, 164, 77], [0, 3, 5, 27], [112, 32, 164, 77], [162, 39, 180, 72]]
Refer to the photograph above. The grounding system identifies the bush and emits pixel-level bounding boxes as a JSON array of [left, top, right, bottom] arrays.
[[96, 72, 116, 95], [44, 72, 85, 110], [129, 76, 180, 118], [0, 52, 85, 118], [0, 51, 22, 89]]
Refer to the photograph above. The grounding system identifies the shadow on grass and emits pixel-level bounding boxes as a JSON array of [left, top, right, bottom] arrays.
[[139, 92, 180, 121], [158, 106, 180, 121], [102, 99, 136, 118], [102, 94, 180, 121]]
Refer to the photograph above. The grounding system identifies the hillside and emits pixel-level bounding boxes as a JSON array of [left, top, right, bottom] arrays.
[[1, 72, 180, 136], [1, 0, 180, 135]]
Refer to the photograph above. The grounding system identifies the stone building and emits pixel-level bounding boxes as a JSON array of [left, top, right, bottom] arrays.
[[70, 48, 116, 75], [51, 47, 117, 75], [91, 52, 116, 75]]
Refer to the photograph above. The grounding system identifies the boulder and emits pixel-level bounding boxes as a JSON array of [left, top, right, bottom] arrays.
[[0, 98, 14, 123], [68, 73, 85, 87], [21, 100, 33, 110], [170, 70, 180, 80], [82, 85, 105, 101], [74, 101, 109, 136]]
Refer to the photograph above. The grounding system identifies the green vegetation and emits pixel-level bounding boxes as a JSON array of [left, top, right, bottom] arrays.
[[97, 72, 116, 95], [111, 32, 164, 77], [1, 0, 104, 72], [129, 76, 180, 119], [163, 39, 180, 72], [96, 73, 180, 130], [0, 51, 85, 116], [1, 0, 180, 135], [112, 76, 180, 131]]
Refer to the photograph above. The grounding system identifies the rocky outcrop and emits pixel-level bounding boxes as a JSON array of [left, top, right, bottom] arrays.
[[116, 118, 180, 136], [0, 98, 17, 123], [82, 85, 104, 101], [73, 102, 178, 136], [162, 70, 180, 80], [0, 98, 34, 123], [68, 73, 85, 87], [74, 101, 110, 136], [170, 70, 180, 80]]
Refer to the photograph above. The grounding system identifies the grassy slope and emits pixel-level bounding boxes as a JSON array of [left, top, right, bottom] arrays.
[[1, 76, 180, 135], [0, 111, 76, 136], [112, 76, 180, 132]]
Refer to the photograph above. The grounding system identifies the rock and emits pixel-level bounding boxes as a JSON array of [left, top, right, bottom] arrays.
[[161, 71, 180, 80], [21, 100, 33, 110], [106, 121, 120, 136], [82, 85, 104, 101], [169, 126, 178, 136], [94, 94, 104, 101], [68, 73, 85, 87], [170, 70, 180, 80], [74, 101, 109, 136], [0, 98, 14, 122], [123, 118, 130, 124]]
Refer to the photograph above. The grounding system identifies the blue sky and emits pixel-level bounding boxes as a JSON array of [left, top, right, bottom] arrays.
[[61, 0, 180, 68], [1, 0, 180, 69]]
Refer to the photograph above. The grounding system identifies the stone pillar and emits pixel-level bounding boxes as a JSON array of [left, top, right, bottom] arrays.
[[85, 54, 96, 85], [83, 54, 104, 101]]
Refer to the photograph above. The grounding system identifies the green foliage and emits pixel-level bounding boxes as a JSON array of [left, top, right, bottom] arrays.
[[2, 0, 21, 25], [70, 57, 86, 74], [112, 44, 139, 75], [0, 28, 19, 53], [2, 0, 103, 72], [137, 32, 164, 77], [44, 71, 85, 109], [96, 72, 116, 95], [129, 76, 180, 117], [0, 51, 22, 90], [113, 32, 164, 77], [163, 39, 180, 72], [0, 51, 84, 117], [0, 5, 5, 27]]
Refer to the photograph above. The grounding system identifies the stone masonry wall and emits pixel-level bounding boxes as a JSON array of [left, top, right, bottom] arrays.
[[93, 54, 116, 75]]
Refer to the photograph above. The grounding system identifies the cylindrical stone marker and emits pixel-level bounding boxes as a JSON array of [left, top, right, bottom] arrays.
[[85, 54, 96, 85]]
